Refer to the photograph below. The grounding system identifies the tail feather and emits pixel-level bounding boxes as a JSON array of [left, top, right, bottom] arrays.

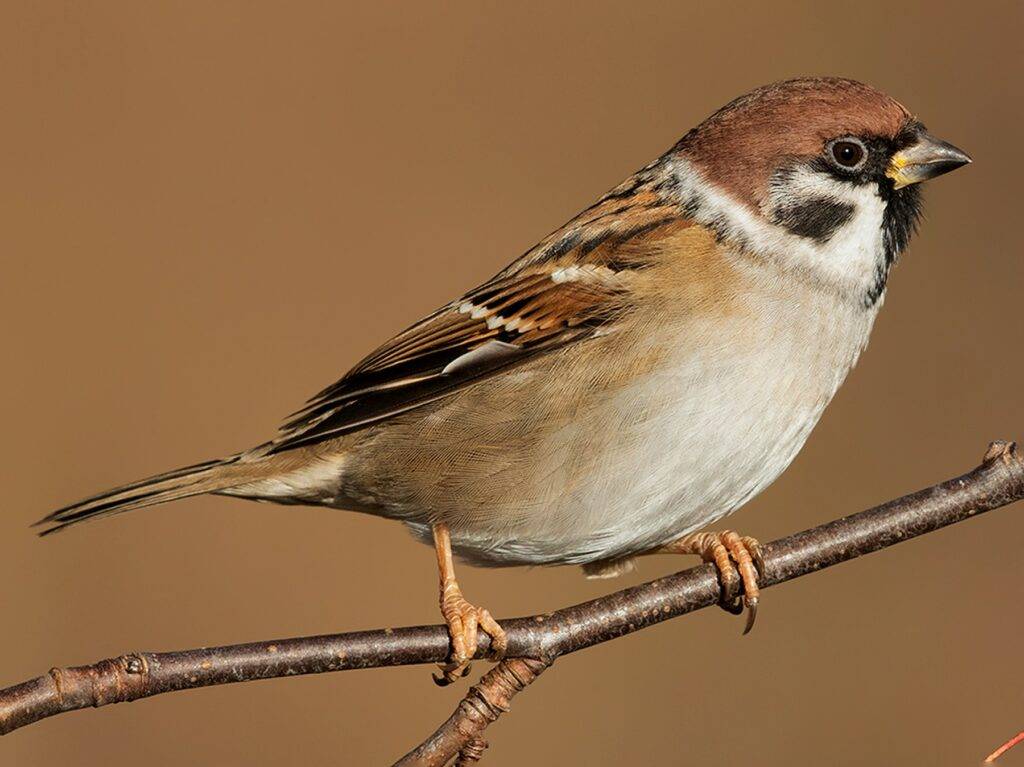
[[36, 455, 248, 536]]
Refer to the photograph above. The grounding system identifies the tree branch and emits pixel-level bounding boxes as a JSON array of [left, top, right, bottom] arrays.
[[394, 657, 553, 767], [1, 441, 1021, 765]]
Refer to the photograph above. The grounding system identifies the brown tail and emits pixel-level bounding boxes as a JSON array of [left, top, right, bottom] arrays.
[[35, 455, 253, 536]]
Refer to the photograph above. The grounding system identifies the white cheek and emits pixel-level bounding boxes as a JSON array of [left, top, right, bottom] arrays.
[[668, 157, 887, 300], [765, 168, 887, 292], [821, 187, 887, 287]]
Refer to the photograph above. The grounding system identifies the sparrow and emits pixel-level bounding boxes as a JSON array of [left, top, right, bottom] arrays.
[[38, 77, 971, 683]]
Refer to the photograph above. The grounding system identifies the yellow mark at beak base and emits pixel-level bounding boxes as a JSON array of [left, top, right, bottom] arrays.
[[886, 132, 972, 189]]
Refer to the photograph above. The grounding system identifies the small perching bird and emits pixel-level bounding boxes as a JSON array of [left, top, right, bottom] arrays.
[[39, 77, 971, 684]]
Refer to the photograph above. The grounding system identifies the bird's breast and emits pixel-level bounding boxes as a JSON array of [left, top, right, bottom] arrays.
[[570, 299, 870, 557], [448, 281, 878, 565]]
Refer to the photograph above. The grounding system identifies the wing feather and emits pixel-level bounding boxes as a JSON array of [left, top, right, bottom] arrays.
[[270, 166, 688, 453], [271, 265, 632, 451]]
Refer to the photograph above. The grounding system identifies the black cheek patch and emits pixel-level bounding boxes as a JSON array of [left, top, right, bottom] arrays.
[[771, 198, 856, 242]]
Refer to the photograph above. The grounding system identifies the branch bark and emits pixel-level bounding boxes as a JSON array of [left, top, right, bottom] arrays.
[[1, 441, 1021, 766], [394, 657, 553, 767]]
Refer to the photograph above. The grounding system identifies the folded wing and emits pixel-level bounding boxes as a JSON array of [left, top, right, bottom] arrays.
[[271, 171, 687, 453]]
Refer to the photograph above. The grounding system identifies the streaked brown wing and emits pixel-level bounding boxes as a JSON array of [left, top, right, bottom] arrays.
[[269, 263, 634, 453], [269, 168, 686, 453]]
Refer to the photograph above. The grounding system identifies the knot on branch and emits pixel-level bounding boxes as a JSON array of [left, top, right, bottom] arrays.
[[48, 653, 149, 710], [454, 737, 488, 765], [459, 657, 551, 728], [394, 657, 553, 766], [984, 440, 1020, 467], [981, 441, 1024, 499]]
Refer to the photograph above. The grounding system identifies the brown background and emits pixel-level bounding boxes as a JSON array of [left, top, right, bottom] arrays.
[[2, 1, 1022, 765]]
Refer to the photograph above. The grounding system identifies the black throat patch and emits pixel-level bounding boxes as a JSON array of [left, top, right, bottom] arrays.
[[865, 183, 922, 306]]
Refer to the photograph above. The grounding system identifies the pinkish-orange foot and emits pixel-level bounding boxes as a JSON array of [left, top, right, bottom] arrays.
[[432, 523, 507, 686], [659, 531, 764, 633]]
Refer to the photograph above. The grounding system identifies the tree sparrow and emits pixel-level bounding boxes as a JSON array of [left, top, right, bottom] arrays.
[[39, 77, 971, 683]]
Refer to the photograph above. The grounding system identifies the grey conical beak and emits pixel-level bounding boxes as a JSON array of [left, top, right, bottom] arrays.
[[886, 131, 972, 189]]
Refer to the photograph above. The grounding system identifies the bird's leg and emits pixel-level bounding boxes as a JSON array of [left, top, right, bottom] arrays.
[[432, 522, 507, 686], [656, 531, 764, 634]]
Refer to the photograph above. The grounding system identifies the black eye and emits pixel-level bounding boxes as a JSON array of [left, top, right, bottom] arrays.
[[829, 139, 866, 169]]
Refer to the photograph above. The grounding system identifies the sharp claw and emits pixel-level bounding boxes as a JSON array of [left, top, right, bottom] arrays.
[[721, 575, 741, 606], [742, 597, 758, 635], [720, 594, 744, 615], [433, 660, 472, 686], [433, 658, 472, 686]]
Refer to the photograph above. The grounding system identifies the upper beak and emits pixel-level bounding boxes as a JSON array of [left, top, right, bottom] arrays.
[[886, 131, 972, 189]]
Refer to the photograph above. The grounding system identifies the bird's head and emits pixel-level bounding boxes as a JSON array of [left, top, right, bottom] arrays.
[[670, 77, 971, 306]]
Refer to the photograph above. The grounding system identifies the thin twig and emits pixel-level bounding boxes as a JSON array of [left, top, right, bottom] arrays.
[[985, 730, 1024, 763], [0, 442, 1021, 765]]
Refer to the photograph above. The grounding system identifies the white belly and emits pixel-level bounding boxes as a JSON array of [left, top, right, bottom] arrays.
[[555, 342, 834, 558]]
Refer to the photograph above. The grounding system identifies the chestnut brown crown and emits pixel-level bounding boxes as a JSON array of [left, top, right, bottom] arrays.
[[676, 77, 915, 208]]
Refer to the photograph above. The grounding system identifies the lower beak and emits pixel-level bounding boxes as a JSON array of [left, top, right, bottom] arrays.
[[886, 132, 972, 189]]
